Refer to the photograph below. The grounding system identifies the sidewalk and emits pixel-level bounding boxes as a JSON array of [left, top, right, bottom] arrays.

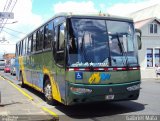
[[0, 76, 54, 121], [141, 78, 160, 82]]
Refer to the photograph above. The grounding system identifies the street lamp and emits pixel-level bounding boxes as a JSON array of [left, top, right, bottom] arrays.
[[0, 37, 8, 43], [0, 20, 18, 42], [0, 21, 18, 27], [3, 21, 18, 24]]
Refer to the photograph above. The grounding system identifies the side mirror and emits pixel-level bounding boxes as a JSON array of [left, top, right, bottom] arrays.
[[135, 29, 142, 50]]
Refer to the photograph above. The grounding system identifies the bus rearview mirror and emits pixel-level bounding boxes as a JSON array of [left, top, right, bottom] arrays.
[[135, 29, 142, 50]]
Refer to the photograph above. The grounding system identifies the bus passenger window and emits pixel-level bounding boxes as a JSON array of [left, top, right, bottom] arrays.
[[44, 25, 49, 49], [56, 23, 65, 67], [36, 27, 44, 51], [27, 36, 32, 54], [58, 24, 65, 50], [32, 32, 36, 52], [45, 21, 53, 49]]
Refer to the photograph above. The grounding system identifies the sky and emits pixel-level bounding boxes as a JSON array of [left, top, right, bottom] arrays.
[[0, 0, 160, 55]]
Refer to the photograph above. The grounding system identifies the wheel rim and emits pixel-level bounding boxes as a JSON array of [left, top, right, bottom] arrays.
[[44, 83, 52, 100]]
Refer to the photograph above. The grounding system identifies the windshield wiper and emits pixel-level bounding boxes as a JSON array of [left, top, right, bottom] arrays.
[[116, 33, 129, 67]]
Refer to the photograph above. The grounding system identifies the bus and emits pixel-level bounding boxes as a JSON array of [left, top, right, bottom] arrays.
[[15, 13, 142, 105]]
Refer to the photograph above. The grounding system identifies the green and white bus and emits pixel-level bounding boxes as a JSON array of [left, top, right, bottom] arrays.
[[15, 13, 142, 105]]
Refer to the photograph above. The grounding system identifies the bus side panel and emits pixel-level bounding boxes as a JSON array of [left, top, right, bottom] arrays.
[[31, 53, 44, 92], [42, 50, 64, 103], [65, 70, 140, 85], [55, 65, 66, 104], [15, 57, 20, 81], [18, 56, 32, 86]]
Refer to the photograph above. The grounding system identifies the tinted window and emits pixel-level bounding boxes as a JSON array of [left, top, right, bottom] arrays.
[[58, 24, 65, 50], [32, 32, 36, 52], [27, 36, 32, 54], [22, 39, 26, 55], [54, 17, 65, 27], [36, 30, 40, 51], [15, 43, 19, 56], [48, 21, 54, 48], [39, 27, 44, 50], [25, 38, 28, 54], [44, 25, 49, 49], [53, 26, 58, 58], [19, 41, 22, 56], [36, 27, 44, 51], [56, 22, 65, 67]]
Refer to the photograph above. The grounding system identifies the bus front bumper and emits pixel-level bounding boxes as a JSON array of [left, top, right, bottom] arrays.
[[66, 81, 141, 105]]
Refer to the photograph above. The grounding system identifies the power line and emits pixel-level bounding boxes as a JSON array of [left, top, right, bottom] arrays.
[[3, 27, 26, 34], [1, 0, 12, 29], [6, 0, 12, 11], [3, 29, 20, 38], [3, 0, 9, 12], [0, 0, 17, 34]]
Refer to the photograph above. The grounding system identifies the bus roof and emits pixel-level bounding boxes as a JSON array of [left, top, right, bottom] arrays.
[[17, 12, 133, 43], [54, 12, 133, 21]]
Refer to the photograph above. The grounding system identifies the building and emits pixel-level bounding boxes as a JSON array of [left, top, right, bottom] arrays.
[[129, 4, 160, 78], [3, 53, 15, 65], [129, 4, 160, 22]]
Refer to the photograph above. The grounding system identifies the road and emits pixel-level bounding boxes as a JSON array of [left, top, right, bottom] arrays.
[[0, 70, 160, 121]]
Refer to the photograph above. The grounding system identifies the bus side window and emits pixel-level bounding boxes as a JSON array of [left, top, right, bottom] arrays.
[[55, 22, 65, 67], [22, 39, 26, 55], [58, 24, 65, 50], [27, 36, 32, 54], [47, 21, 54, 49], [53, 26, 58, 61], [16, 43, 19, 56], [36, 27, 44, 51], [39, 27, 44, 51], [21, 41, 23, 56], [44, 24, 49, 49], [19, 42, 21, 56], [32, 32, 36, 53], [25, 38, 28, 55]]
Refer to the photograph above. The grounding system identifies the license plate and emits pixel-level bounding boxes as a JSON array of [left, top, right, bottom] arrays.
[[105, 95, 114, 100]]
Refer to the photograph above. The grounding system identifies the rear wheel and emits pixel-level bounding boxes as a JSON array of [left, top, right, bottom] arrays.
[[20, 72, 25, 88], [44, 79, 54, 105]]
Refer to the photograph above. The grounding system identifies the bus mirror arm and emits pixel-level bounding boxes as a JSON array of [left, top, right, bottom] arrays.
[[135, 29, 142, 50]]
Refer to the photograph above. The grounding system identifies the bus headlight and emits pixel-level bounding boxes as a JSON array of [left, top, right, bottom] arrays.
[[127, 84, 140, 91], [70, 87, 92, 94]]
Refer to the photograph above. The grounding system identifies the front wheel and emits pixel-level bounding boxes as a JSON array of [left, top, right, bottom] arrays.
[[44, 79, 54, 105]]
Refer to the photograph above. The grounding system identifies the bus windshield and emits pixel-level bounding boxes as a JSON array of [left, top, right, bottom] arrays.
[[67, 18, 138, 67]]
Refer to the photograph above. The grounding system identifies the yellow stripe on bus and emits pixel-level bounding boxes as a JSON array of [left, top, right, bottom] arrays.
[[18, 56, 62, 103], [43, 67, 62, 103], [18, 56, 28, 85]]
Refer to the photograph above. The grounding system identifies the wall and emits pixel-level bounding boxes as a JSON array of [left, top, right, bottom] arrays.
[[138, 20, 160, 78]]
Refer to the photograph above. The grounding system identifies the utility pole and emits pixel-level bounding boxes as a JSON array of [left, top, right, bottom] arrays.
[[0, 12, 14, 33]]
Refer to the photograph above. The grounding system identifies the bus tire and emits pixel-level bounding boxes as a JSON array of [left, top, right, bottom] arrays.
[[20, 72, 25, 88], [44, 79, 54, 105]]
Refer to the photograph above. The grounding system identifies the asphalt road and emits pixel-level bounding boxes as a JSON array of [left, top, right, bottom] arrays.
[[0, 70, 160, 121]]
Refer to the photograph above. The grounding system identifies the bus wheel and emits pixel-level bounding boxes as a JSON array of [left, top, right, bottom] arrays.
[[44, 79, 54, 105], [20, 72, 25, 88]]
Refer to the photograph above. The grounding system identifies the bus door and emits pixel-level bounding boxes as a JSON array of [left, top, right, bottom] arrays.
[[54, 22, 66, 101]]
